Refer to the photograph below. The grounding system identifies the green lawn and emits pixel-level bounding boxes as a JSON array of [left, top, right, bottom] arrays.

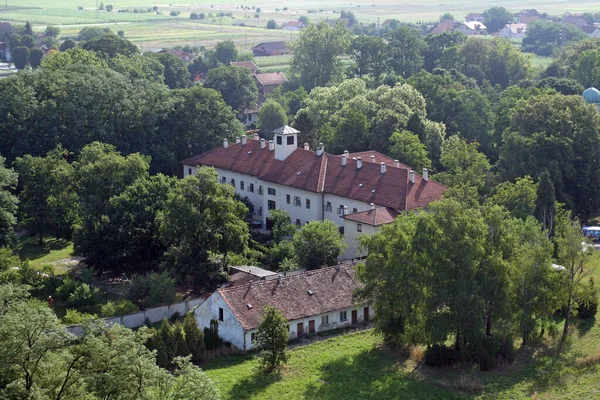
[[205, 317, 600, 399], [16, 234, 74, 274]]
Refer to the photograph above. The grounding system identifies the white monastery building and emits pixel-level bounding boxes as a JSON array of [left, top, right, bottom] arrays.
[[181, 126, 447, 259], [194, 264, 370, 350]]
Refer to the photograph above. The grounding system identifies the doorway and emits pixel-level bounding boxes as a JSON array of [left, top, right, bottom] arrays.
[[351, 310, 358, 324]]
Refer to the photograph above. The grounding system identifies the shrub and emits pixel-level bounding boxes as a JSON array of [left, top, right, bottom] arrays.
[[190, 12, 198, 19], [63, 309, 97, 324], [183, 312, 204, 362], [68, 283, 99, 308], [424, 344, 460, 368], [576, 278, 598, 319], [56, 275, 78, 300], [128, 271, 176, 308], [18, 260, 44, 288], [409, 346, 424, 362], [170, 10, 180, 16], [79, 267, 95, 284], [204, 318, 223, 350], [100, 299, 139, 317], [105, 4, 113, 12]]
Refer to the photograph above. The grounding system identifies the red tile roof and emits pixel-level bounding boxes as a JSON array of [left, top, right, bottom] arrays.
[[230, 60, 258, 72], [284, 21, 306, 28], [218, 265, 360, 331], [347, 151, 410, 169], [254, 72, 288, 86], [181, 138, 447, 211], [343, 207, 399, 226], [428, 19, 457, 35]]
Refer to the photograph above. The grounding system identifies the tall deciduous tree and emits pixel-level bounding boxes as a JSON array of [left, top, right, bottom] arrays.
[[204, 65, 258, 114], [214, 40, 237, 64], [385, 26, 425, 78], [290, 21, 350, 91], [292, 220, 345, 270], [435, 136, 491, 194], [269, 209, 295, 244], [0, 157, 17, 247], [482, 7, 514, 33], [83, 33, 139, 59], [11, 46, 29, 69], [350, 35, 389, 83], [257, 100, 288, 136], [256, 306, 289, 371], [389, 130, 431, 172], [150, 52, 191, 89], [159, 167, 249, 287]]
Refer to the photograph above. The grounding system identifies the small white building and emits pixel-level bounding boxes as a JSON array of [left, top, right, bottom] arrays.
[[456, 21, 487, 36], [282, 21, 306, 31], [194, 264, 371, 351], [341, 206, 400, 260], [498, 23, 527, 39]]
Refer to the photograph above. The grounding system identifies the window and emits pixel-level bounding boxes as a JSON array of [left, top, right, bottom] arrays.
[[325, 202, 332, 212], [249, 183, 254, 193], [295, 219, 301, 227], [268, 187, 276, 196], [268, 200, 276, 210], [276, 135, 282, 145], [357, 223, 362, 232], [258, 185, 263, 195], [188, 168, 192, 176], [293, 196, 301, 206], [340, 311, 347, 322], [258, 206, 263, 216], [306, 199, 311, 209], [286, 194, 291, 204], [220, 176, 226, 184], [230, 179, 235, 189], [352, 208, 358, 214], [250, 332, 256, 343], [337, 205, 345, 215], [321, 315, 329, 325], [240, 181, 244, 190], [287, 136, 295, 145], [218, 307, 224, 321]]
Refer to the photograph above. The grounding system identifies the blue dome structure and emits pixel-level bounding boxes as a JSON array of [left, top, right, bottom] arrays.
[[583, 87, 600, 104]]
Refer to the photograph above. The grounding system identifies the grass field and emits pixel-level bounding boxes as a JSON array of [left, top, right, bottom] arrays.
[[16, 234, 74, 274], [2, 0, 600, 50]]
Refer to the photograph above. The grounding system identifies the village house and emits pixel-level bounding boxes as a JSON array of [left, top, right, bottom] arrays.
[[0, 22, 14, 38], [465, 13, 485, 23], [561, 14, 589, 28], [254, 72, 288, 95], [581, 25, 600, 38], [282, 21, 306, 31], [0, 41, 11, 62], [194, 264, 370, 351], [252, 41, 289, 57], [428, 18, 457, 35], [163, 49, 194, 65], [497, 23, 528, 39], [229, 60, 259, 74], [455, 21, 487, 35], [180, 127, 446, 260]]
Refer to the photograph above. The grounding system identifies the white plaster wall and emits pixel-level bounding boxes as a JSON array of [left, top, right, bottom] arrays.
[[182, 164, 198, 178], [322, 193, 378, 227], [242, 305, 373, 350], [262, 184, 322, 228], [195, 292, 246, 350], [342, 221, 378, 260]]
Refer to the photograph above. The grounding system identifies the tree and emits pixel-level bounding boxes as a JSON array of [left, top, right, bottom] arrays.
[[117, 30, 125, 38], [28, 48, 43, 68], [83, 33, 139, 58], [292, 220, 345, 269], [0, 157, 18, 247], [150, 52, 190, 89], [572, 49, 600, 88], [330, 109, 370, 154], [59, 39, 76, 52], [183, 312, 204, 363], [435, 136, 490, 193], [266, 20, 277, 29], [269, 209, 295, 244], [487, 176, 537, 220], [12, 46, 29, 69], [24, 21, 33, 36], [159, 168, 249, 286], [482, 7, 513, 33], [19, 34, 35, 49], [7, 34, 21, 51], [536, 77, 584, 96], [350, 35, 389, 83], [535, 171, 556, 233], [389, 130, 431, 172], [204, 66, 258, 114], [385, 26, 425, 78], [256, 306, 289, 370], [77, 26, 111, 41], [45, 25, 60, 38], [522, 20, 586, 56], [290, 21, 351, 91], [214, 40, 237, 64], [257, 100, 288, 135], [423, 31, 466, 72], [555, 213, 595, 353]]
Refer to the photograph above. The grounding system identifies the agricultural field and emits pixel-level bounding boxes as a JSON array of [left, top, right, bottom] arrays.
[[1, 0, 599, 50]]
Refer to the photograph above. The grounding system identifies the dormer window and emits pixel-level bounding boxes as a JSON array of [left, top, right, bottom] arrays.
[[277, 136, 283, 145], [287, 136, 295, 145]]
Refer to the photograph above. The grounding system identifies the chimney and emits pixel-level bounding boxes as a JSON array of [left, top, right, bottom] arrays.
[[316, 143, 324, 156], [423, 168, 429, 181], [304, 143, 309, 150], [380, 162, 386, 174], [241, 135, 247, 145], [342, 154, 347, 166], [370, 203, 375, 210], [254, 133, 260, 140], [344, 150, 349, 158], [268, 140, 274, 151], [235, 136, 240, 144], [223, 138, 228, 149], [409, 170, 415, 184], [260, 139, 265, 149], [370, 155, 375, 163], [337, 262, 341, 271], [357, 157, 363, 169], [343, 205, 348, 215], [394, 160, 400, 168]]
